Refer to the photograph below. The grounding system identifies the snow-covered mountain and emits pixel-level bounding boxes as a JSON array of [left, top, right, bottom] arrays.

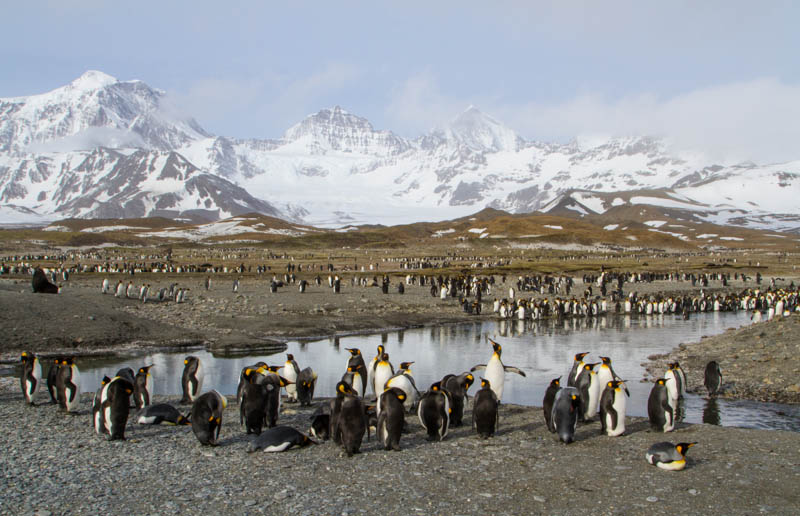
[[1, 71, 799, 233]]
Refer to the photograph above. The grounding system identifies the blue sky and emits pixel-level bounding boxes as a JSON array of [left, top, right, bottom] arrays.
[[2, 1, 799, 161]]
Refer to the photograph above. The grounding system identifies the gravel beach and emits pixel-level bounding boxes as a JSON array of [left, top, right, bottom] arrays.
[[1, 380, 798, 516]]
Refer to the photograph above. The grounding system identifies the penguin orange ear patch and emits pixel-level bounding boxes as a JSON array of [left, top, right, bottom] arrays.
[[397, 393, 406, 401]]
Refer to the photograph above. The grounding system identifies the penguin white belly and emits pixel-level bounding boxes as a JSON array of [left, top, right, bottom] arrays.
[[66, 367, 81, 412], [586, 375, 601, 416], [284, 367, 298, 399], [386, 374, 418, 411], [605, 392, 626, 436], [664, 371, 679, 406], [137, 415, 157, 425], [351, 372, 363, 397], [103, 405, 113, 435], [596, 367, 613, 391], [193, 362, 205, 399], [263, 442, 292, 453], [373, 366, 393, 395], [485, 356, 505, 401], [439, 392, 450, 439]]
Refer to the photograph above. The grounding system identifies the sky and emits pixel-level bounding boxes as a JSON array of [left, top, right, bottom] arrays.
[[1, 1, 799, 163]]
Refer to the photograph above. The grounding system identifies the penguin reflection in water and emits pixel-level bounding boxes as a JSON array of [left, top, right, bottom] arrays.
[[470, 337, 526, 402]]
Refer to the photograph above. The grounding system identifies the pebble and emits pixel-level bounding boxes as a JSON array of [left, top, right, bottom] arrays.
[[646, 497, 658, 503], [689, 489, 698, 495]]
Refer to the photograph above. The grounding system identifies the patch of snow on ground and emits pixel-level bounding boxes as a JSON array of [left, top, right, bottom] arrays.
[[719, 237, 744, 241], [42, 225, 70, 232], [81, 225, 148, 233], [543, 225, 563, 230], [626, 236, 638, 240], [648, 229, 690, 241], [644, 220, 667, 228], [612, 197, 625, 206], [566, 203, 588, 215], [603, 224, 619, 231], [479, 233, 489, 239], [766, 234, 787, 238], [468, 228, 487, 234], [697, 234, 718, 239], [335, 226, 359, 233], [432, 228, 456, 238]]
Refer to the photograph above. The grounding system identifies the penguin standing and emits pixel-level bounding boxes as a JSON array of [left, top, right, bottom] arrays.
[[136, 403, 190, 425], [296, 367, 318, 406], [576, 362, 602, 420], [441, 372, 473, 426], [102, 376, 134, 440], [470, 337, 526, 402], [92, 376, 112, 435], [181, 356, 204, 403], [552, 386, 581, 444], [417, 381, 451, 442], [46, 357, 61, 404], [599, 380, 627, 436], [19, 352, 42, 405], [239, 367, 268, 434], [344, 348, 367, 396], [385, 362, 421, 414], [372, 353, 395, 398], [336, 384, 368, 456], [673, 362, 687, 397], [282, 354, 300, 403], [377, 387, 407, 451], [567, 352, 589, 387], [664, 363, 683, 405], [329, 381, 351, 445], [236, 361, 267, 404], [133, 365, 153, 410], [263, 373, 292, 429], [704, 361, 722, 396], [191, 390, 227, 446], [646, 442, 696, 471], [542, 376, 561, 433], [596, 356, 621, 391], [472, 378, 499, 439], [56, 357, 81, 413], [648, 378, 675, 433], [368, 344, 385, 396], [248, 426, 316, 453]]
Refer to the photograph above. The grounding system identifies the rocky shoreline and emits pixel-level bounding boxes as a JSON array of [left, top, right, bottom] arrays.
[[1, 379, 798, 515], [645, 315, 800, 405]]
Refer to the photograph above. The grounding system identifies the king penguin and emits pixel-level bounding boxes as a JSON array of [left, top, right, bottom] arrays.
[[56, 357, 81, 413], [552, 386, 581, 444], [648, 378, 675, 432], [368, 344, 385, 396], [372, 353, 395, 399], [470, 337, 526, 402], [576, 362, 602, 420], [282, 354, 300, 403], [472, 378, 499, 439], [377, 387, 406, 450], [133, 365, 153, 410], [599, 380, 628, 436], [704, 361, 722, 396], [181, 356, 204, 403], [385, 362, 421, 414], [418, 381, 451, 442], [646, 442, 696, 471], [567, 352, 589, 387], [664, 363, 683, 405], [542, 376, 561, 433], [191, 390, 227, 446], [248, 426, 316, 453], [20, 352, 42, 405], [344, 348, 367, 396], [46, 357, 61, 404], [136, 403, 190, 425]]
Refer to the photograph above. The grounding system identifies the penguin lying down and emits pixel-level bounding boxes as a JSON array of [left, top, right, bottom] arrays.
[[248, 426, 317, 453]]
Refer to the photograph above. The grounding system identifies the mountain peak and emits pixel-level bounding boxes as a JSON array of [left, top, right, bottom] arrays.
[[69, 70, 118, 91], [443, 106, 522, 152]]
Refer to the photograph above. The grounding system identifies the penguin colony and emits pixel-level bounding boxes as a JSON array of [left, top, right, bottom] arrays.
[[19, 340, 703, 469]]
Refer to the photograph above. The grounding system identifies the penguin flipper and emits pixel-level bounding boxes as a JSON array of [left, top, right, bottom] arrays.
[[470, 364, 487, 372], [503, 366, 526, 377]]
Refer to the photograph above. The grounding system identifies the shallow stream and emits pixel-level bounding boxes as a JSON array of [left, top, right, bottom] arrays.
[[75, 311, 800, 432]]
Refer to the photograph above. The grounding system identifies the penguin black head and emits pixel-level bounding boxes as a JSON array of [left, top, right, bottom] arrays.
[[676, 442, 697, 456], [550, 376, 561, 387], [574, 352, 589, 361], [488, 338, 502, 355], [655, 378, 668, 386], [20, 351, 29, 361], [266, 365, 281, 373], [380, 353, 390, 362], [377, 344, 385, 355], [138, 365, 153, 374], [345, 348, 361, 357], [480, 377, 491, 389], [429, 381, 443, 392], [464, 373, 475, 389], [287, 353, 295, 361], [101, 375, 111, 386], [600, 356, 611, 365], [583, 362, 599, 372], [336, 381, 354, 395], [399, 361, 414, 370]]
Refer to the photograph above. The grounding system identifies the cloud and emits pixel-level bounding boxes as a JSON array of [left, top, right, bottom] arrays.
[[386, 73, 800, 164], [495, 78, 800, 163]]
